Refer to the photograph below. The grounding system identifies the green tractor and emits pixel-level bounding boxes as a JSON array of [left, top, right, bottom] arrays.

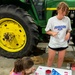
[[0, 0, 75, 58]]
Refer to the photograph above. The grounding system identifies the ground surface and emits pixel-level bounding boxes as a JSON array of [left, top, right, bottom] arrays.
[[0, 43, 75, 75]]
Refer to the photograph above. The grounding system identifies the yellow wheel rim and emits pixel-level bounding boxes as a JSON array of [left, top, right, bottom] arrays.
[[0, 18, 27, 52]]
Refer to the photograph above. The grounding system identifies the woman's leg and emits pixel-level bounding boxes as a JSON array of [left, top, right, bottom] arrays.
[[57, 50, 66, 68], [47, 48, 56, 67]]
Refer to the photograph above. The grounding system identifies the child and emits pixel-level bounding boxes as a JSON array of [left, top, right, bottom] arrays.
[[22, 57, 36, 75], [10, 59, 25, 75]]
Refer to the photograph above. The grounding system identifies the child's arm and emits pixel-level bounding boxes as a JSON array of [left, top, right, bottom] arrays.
[[9, 69, 13, 75], [22, 70, 26, 75], [25, 67, 36, 75]]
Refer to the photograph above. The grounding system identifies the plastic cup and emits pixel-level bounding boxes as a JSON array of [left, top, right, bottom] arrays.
[[45, 69, 51, 75]]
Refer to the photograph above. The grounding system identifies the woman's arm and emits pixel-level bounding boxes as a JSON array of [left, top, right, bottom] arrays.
[[46, 30, 58, 37], [65, 30, 71, 41]]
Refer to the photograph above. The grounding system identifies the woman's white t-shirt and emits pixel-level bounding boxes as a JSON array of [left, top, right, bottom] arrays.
[[45, 16, 72, 48]]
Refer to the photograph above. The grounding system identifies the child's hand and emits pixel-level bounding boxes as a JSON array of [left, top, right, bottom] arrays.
[[31, 66, 36, 73]]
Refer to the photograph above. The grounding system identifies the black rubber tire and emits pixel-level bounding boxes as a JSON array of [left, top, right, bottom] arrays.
[[71, 30, 75, 45], [0, 5, 39, 58]]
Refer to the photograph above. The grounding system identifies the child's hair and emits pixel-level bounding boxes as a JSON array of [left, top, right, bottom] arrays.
[[57, 2, 69, 15], [22, 57, 34, 69], [13, 59, 24, 73]]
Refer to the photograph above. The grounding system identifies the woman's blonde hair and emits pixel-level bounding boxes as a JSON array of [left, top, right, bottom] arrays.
[[57, 2, 69, 15]]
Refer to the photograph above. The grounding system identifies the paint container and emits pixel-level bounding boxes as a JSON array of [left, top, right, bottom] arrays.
[[45, 69, 51, 75]]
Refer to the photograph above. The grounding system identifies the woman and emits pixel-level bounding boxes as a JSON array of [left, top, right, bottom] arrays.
[[45, 2, 72, 68]]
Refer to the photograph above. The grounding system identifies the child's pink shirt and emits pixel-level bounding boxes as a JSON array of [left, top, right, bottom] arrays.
[[10, 72, 22, 75]]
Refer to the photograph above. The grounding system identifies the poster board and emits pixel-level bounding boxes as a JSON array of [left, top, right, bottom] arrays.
[[35, 66, 72, 75]]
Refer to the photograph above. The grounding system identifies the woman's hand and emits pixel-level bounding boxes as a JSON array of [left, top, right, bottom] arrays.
[[46, 31, 58, 37]]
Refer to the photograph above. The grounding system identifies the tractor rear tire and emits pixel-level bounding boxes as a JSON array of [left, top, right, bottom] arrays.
[[0, 5, 39, 58]]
